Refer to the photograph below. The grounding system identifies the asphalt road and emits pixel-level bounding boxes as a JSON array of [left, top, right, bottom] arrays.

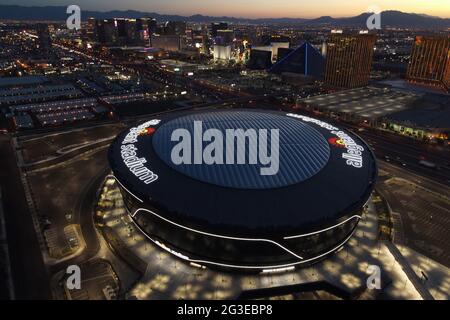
[[353, 128, 450, 186], [290, 109, 450, 186], [378, 162, 450, 266], [0, 135, 51, 299], [49, 162, 109, 275], [22, 143, 111, 275], [11, 129, 115, 293]]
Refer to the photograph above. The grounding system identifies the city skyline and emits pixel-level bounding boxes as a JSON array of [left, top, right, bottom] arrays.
[[1, 0, 450, 19], [0, 0, 449, 304]]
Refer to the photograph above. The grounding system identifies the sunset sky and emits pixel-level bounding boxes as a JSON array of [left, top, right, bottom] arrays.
[[2, 0, 450, 18]]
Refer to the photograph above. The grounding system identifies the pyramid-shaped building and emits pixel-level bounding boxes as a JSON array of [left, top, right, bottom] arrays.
[[270, 42, 325, 79]]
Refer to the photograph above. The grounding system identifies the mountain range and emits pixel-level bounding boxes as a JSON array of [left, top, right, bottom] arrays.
[[0, 5, 449, 28]]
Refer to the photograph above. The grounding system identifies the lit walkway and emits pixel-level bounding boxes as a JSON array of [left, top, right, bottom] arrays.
[[99, 177, 423, 300]]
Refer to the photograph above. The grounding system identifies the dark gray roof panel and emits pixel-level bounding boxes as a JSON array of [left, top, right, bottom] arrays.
[[152, 111, 330, 189]]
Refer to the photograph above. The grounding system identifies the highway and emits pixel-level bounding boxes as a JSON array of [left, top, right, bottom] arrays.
[[0, 135, 51, 299], [353, 127, 450, 186], [290, 109, 450, 186], [53, 40, 239, 104]]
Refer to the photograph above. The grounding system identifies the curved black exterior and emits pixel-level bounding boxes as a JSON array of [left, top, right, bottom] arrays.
[[108, 109, 377, 271]]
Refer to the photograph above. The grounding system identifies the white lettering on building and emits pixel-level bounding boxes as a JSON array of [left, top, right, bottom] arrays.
[[286, 113, 365, 169], [121, 120, 160, 184], [331, 130, 364, 168]]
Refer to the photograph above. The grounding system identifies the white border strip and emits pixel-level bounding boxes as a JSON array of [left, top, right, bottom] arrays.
[[132, 208, 304, 260], [131, 217, 358, 270], [283, 215, 361, 239], [107, 175, 143, 203], [108, 175, 363, 269], [110, 174, 361, 241]]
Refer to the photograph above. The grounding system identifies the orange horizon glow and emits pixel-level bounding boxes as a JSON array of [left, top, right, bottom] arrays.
[[4, 1, 450, 19], [104, 0, 450, 19]]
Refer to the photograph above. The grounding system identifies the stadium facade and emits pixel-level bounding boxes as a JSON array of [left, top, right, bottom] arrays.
[[108, 110, 377, 271]]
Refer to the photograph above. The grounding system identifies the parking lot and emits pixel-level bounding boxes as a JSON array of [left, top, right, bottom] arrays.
[[378, 175, 450, 267], [16, 123, 123, 260], [19, 124, 124, 164], [62, 259, 119, 300]]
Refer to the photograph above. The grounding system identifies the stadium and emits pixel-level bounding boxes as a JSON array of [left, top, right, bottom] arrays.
[[108, 109, 377, 271]]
